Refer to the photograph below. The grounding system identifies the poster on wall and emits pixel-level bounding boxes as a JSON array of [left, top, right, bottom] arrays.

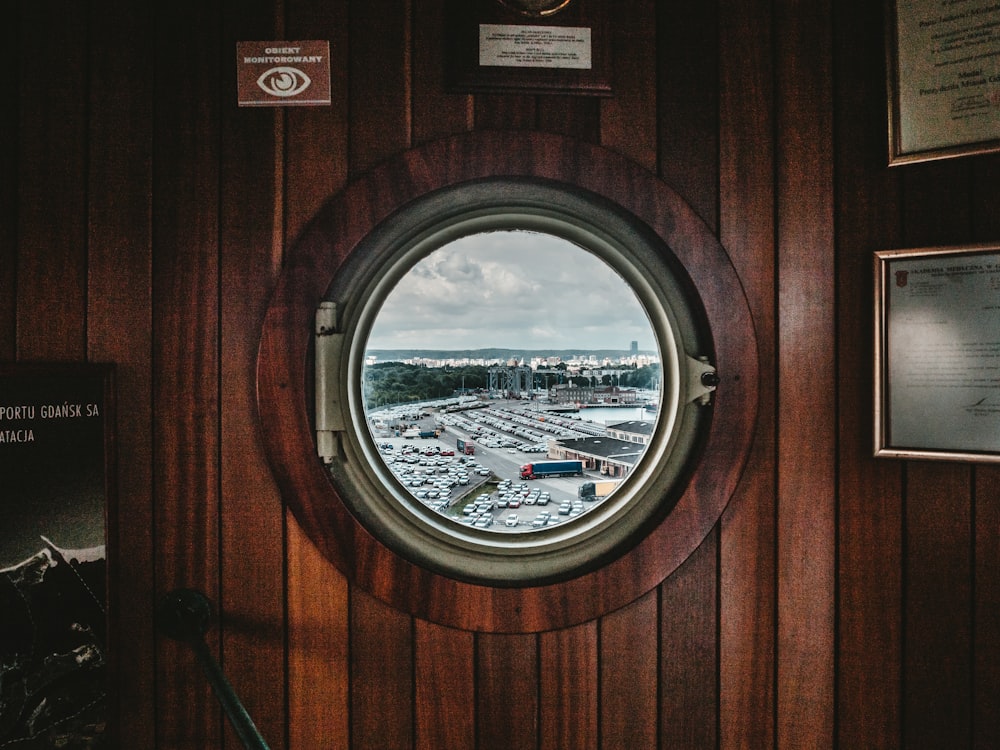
[[887, 0, 1000, 164], [875, 245, 1000, 461], [0, 363, 116, 747]]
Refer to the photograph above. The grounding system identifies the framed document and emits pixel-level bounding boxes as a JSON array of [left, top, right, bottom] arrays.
[[444, 0, 612, 96], [875, 245, 1000, 461], [887, 0, 1000, 164], [0, 363, 117, 746]]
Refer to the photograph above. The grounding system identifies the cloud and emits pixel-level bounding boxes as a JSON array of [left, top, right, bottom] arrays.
[[366, 230, 655, 351]]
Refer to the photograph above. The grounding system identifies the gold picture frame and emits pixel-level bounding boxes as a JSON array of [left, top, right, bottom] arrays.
[[886, 0, 1000, 165], [875, 244, 1000, 461]]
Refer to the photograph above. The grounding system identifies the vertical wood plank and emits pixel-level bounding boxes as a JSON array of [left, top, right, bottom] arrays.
[[652, 3, 722, 742], [775, 0, 835, 746], [219, 2, 287, 746], [833, 2, 904, 747], [0, 2, 16, 357], [285, 0, 350, 243], [660, 530, 718, 749], [349, 0, 411, 175], [536, 97, 600, 143], [475, 94, 537, 130], [287, 518, 350, 750], [540, 622, 598, 750], [904, 463, 972, 749], [655, 0, 719, 227], [601, 0, 657, 171], [974, 465, 1000, 750], [351, 589, 414, 749], [415, 620, 475, 750], [282, 1, 352, 747], [86, 1, 156, 745], [477, 633, 539, 750], [16, 0, 88, 360], [412, 0, 473, 145], [152, 4, 223, 746], [344, 5, 415, 748], [719, 0, 777, 746], [600, 592, 659, 748]]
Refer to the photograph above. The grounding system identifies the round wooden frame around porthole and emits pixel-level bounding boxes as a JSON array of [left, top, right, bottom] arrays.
[[257, 131, 758, 633]]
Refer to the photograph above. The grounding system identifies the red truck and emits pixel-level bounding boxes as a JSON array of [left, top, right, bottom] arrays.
[[457, 438, 475, 455]]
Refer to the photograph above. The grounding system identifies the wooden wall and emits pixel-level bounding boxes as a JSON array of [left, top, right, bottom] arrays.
[[3, 0, 998, 747]]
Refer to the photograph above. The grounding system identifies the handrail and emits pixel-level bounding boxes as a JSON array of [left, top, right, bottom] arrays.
[[157, 589, 273, 750]]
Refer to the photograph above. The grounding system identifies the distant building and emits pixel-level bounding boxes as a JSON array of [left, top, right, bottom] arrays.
[[549, 436, 643, 478], [606, 420, 654, 445], [548, 383, 593, 404], [548, 383, 638, 405], [593, 385, 638, 405], [630, 340, 638, 356]]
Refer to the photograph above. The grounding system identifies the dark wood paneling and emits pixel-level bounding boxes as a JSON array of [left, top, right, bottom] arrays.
[[412, 0, 473, 144], [285, 0, 350, 243], [151, 3, 223, 746], [540, 623, 598, 750], [415, 621, 475, 750], [475, 94, 537, 130], [86, 0, 155, 744], [16, 0, 88, 360], [477, 633, 539, 750], [718, 0, 777, 746], [537, 97, 600, 142], [349, 0, 411, 174], [10, 1, 1000, 747], [775, 0, 836, 745], [834, 2, 904, 747], [282, 4, 352, 747], [351, 591, 414, 748], [287, 518, 350, 749], [602, 0, 657, 172], [220, 2, 287, 746], [599, 592, 659, 747], [660, 529, 718, 749], [904, 463, 974, 749], [974, 466, 1000, 750], [656, 0, 719, 227], [0, 2, 16, 357]]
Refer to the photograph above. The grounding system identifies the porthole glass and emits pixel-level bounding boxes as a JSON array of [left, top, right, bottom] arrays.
[[313, 179, 716, 585], [362, 229, 659, 535]]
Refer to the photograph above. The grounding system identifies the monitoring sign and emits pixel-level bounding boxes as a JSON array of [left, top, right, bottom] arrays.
[[237, 40, 331, 107]]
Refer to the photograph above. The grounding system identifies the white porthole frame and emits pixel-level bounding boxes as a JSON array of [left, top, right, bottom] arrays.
[[313, 178, 716, 586]]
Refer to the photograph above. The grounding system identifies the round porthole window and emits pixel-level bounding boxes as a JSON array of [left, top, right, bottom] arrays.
[[315, 180, 713, 585], [258, 132, 757, 631]]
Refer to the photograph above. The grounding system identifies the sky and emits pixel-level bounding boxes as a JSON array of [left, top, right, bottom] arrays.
[[366, 230, 656, 352]]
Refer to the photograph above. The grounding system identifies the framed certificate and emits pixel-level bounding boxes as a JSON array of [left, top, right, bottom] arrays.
[[886, 0, 1000, 164], [875, 245, 1000, 461], [444, 0, 612, 96]]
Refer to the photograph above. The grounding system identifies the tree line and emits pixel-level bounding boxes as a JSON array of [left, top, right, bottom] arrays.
[[364, 362, 661, 406]]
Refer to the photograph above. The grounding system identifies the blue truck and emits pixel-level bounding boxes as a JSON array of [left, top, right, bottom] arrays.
[[519, 460, 584, 480]]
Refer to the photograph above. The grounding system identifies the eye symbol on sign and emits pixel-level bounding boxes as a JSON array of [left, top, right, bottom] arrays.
[[257, 66, 312, 97]]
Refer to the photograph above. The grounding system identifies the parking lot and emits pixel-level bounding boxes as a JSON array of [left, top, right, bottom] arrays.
[[375, 427, 597, 534]]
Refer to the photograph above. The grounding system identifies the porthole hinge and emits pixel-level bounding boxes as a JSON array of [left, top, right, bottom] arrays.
[[686, 355, 718, 405], [316, 302, 345, 462]]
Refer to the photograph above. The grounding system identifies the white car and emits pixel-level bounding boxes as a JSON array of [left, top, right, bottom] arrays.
[[505, 514, 519, 527]]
